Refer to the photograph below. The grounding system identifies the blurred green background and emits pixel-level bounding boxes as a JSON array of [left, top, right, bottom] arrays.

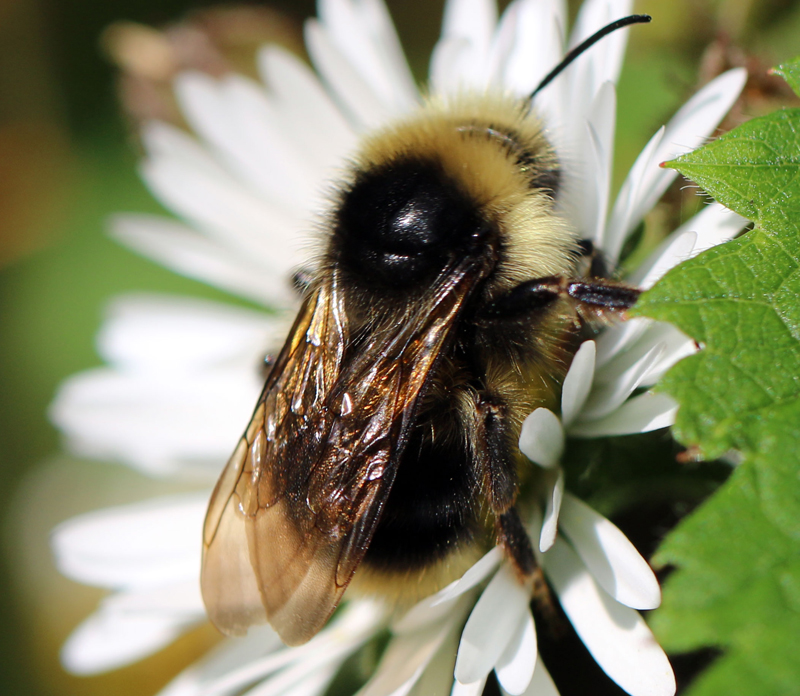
[[0, 0, 798, 694]]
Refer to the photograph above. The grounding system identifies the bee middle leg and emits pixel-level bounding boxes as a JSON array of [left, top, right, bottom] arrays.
[[465, 391, 537, 578]]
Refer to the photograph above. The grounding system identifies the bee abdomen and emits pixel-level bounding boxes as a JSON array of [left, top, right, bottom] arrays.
[[362, 426, 480, 572]]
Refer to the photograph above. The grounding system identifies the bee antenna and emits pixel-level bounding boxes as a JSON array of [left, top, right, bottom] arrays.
[[529, 14, 651, 101]]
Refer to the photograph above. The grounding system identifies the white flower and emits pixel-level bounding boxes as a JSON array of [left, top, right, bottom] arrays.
[[49, 0, 749, 694]]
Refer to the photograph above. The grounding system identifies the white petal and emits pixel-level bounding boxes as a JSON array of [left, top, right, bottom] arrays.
[[140, 150, 305, 277], [672, 201, 748, 255], [393, 592, 462, 634], [499, 0, 566, 96], [51, 493, 207, 588], [519, 408, 564, 468], [441, 0, 496, 49], [569, 391, 678, 437], [95, 294, 279, 375], [257, 45, 358, 170], [173, 73, 315, 212], [559, 494, 660, 609], [539, 469, 565, 553], [305, 19, 392, 130], [543, 539, 675, 696], [406, 628, 460, 696], [429, 547, 503, 608], [50, 366, 259, 477], [360, 0, 420, 106], [319, 0, 417, 112], [627, 231, 697, 290], [495, 606, 537, 695], [594, 318, 651, 369], [158, 627, 283, 696], [62, 607, 198, 675], [569, 0, 633, 86], [246, 665, 338, 696], [201, 601, 385, 696], [360, 610, 463, 696], [432, 0, 497, 89], [430, 38, 473, 95], [605, 69, 746, 261], [452, 677, 487, 696], [141, 120, 229, 182], [586, 82, 617, 243], [561, 82, 616, 242], [109, 214, 293, 308], [104, 580, 204, 616], [594, 330, 669, 387], [512, 657, 560, 696], [603, 126, 665, 264], [578, 344, 664, 421], [635, 324, 697, 388], [551, 0, 631, 155], [561, 340, 596, 427], [455, 564, 531, 685]]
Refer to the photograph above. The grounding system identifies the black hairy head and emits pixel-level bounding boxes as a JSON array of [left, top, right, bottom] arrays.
[[333, 158, 492, 287]]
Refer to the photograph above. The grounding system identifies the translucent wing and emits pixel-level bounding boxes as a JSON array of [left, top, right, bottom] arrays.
[[201, 261, 483, 645]]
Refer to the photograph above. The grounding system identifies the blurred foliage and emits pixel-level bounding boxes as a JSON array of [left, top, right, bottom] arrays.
[[0, 0, 799, 695]]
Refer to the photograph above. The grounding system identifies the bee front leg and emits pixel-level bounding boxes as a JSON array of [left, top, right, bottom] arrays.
[[478, 275, 640, 322], [468, 393, 537, 578]]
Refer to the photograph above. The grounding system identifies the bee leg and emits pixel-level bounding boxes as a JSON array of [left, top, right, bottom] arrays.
[[478, 275, 640, 322], [577, 238, 610, 278], [470, 393, 537, 578], [291, 268, 315, 297], [473, 395, 516, 512], [468, 392, 555, 609], [496, 506, 537, 577]]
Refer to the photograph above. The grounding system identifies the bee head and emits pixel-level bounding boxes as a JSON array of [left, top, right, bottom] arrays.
[[334, 157, 493, 286]]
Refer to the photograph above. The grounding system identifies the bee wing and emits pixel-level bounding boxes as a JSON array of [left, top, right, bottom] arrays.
[[201, 261, 482, 645]]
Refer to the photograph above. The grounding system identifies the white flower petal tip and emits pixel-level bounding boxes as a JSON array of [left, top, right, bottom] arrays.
[[62, 608, 198, 676], [539, 469, 565, 554], [518, 658, 560, 696], [560, 494, 661, 609], [455, 564, 531, 685], [544, 539, 676, 696], [51, 494, 207, 588], [561, 341, 597, 427], [519, 408, 564, 468], [429, 547, 503, 608], [451, 677, 487, 696], [495, 608, 537, 695]]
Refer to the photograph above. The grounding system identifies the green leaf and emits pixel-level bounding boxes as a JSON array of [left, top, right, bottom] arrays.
[[633, 93, 800, 694], [772, 58, 800, 99]]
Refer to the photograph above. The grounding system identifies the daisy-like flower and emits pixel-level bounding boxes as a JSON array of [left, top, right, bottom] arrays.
[[50, 0, 749, 693]]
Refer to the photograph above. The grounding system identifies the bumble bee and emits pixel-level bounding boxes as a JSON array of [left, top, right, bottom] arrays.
[[201, 15, 650, 646]]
